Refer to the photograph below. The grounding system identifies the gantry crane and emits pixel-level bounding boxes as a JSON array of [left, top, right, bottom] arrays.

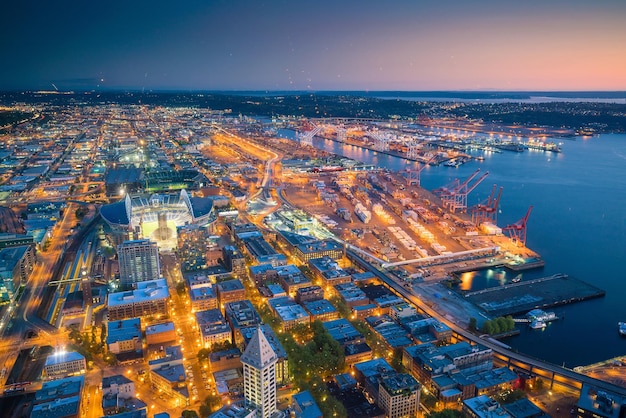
[[503, 206, 533, 246], [470, 184, 503, 225], [404, 154, 437, 186], [297, 124, 322, 147], [368, 131, 390, 152], [433, 169, 489, 213], [335, 125, 346, 143]]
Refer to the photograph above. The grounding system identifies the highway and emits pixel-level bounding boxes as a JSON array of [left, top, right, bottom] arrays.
[[346, 249, 626, 398]]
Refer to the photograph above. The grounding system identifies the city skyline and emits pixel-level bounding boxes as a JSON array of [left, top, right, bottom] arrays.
[[2, 0, 626, 91]]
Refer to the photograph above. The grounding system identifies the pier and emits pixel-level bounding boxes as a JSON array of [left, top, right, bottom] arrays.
[[462, 274, 605, 317]]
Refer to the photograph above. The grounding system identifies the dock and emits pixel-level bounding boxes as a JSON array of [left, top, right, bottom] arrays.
[[461, 273, 605, 317]]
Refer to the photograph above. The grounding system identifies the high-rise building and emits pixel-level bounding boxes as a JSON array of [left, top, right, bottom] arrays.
[[240, 326, 278, 418], [118, 239, 160, 289]]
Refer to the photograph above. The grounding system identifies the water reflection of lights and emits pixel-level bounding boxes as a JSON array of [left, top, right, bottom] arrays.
[[459, 272, 475, 291]]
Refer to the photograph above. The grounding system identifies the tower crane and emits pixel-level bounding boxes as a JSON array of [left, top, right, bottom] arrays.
[[470, 184, 503, 225], [503, 206, 533, 246]]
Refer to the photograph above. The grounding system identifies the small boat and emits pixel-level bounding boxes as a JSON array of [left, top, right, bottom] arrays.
[[512, 274, 522, 283], [530, 320, 546, 330], [619, 322, 626, 336]]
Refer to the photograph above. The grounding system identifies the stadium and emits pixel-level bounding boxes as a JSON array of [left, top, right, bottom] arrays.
[[100, 189, 218, 250]]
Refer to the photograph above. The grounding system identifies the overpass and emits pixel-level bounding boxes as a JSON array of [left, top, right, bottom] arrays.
[[346, 249, 626, 398], [381, 246, 500, 269]]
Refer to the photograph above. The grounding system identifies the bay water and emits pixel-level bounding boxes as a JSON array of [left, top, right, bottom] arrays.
[[282, 129, 626, 367]]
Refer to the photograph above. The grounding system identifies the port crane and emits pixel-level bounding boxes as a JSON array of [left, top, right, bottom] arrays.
[[503, 205, 533, 246], [404, 154, 437, 186], [433, 168, 489, 213], [335, 125, 347, 143], [470, 184, 503, 225], [406, 140, 420, 159], [297, 124, 322, 147], [368, 131, 390, 152]]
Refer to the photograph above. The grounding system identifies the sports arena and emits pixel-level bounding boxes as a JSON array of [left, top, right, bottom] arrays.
[[100, 189, 217, 250]]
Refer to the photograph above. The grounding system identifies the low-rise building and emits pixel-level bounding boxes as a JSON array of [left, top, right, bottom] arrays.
[[44, 351, 87, 380], [323, 318, 366, 346], [31, 395, 81, 418], [365, 315, 413, 350], [463, 395, 510, 418], [209, 401, 257, 418], [149, 364, 189, 407], [295, 285, 324, 303], [34, 376, 84, 413], [196, 309, 232, 348], [222, 245, 247, 277], [302, 299, 339, 323], [294, 239, 343, 262], [224, 300, 262, 346], [501, 398, 544, 418], [344, 342, 373, 366], [209, 348, 242, 373], [107, 279, 169, 321], [353, 358, 395, 403], [276, 264, 311, 296], [216, 278, 246, 307], [352, 303, 377, 320], [106, 318, 142, 355], [403, 342, 493, 387], [102, 374, 135, 399], [268, 297, 310, 332], [335, 282, 369, 308], [308, 256, 351, 287], [145, 322, 177, 346], [189, 282, 218, 312], [292, 390, 323, 418], [148, 346, 188, 407], [576, 383, 626, 418]]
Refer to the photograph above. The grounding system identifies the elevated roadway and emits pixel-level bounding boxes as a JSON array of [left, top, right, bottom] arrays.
[[347, 249, 626, 398]]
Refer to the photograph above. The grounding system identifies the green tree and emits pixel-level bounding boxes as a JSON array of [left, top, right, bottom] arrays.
[[181, 410, 199, 418], [481, 320, 494, 335], [500, 389, 527, 404], [176, 281, 187, 296], [100, 323, 107, 345], [197, 348, 212, 362], [469, 317, 478, 331], [505, 316, 515, 331], [204, 394, 222, 411], [429, 409, 463, 418]]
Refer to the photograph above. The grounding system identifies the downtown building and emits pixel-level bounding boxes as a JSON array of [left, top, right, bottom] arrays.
[[117, 239, 160, 289], [240, 326, 278, 418], [107, 279, 170, 321]]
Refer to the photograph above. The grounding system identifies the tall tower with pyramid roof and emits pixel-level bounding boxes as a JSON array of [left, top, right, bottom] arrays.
[[240, 325, 278, 418]]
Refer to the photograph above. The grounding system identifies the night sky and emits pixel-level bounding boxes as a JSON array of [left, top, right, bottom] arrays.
[[2, 0, 626, 91]]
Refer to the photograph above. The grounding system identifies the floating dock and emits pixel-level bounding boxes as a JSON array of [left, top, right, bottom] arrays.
[[461, 273, 605, 317]]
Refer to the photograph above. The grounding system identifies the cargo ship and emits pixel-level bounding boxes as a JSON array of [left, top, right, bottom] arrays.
[[495, 142, 526, 152]]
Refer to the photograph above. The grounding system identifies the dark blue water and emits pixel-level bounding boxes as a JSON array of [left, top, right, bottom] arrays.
[[285, 130, 626, 367]]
